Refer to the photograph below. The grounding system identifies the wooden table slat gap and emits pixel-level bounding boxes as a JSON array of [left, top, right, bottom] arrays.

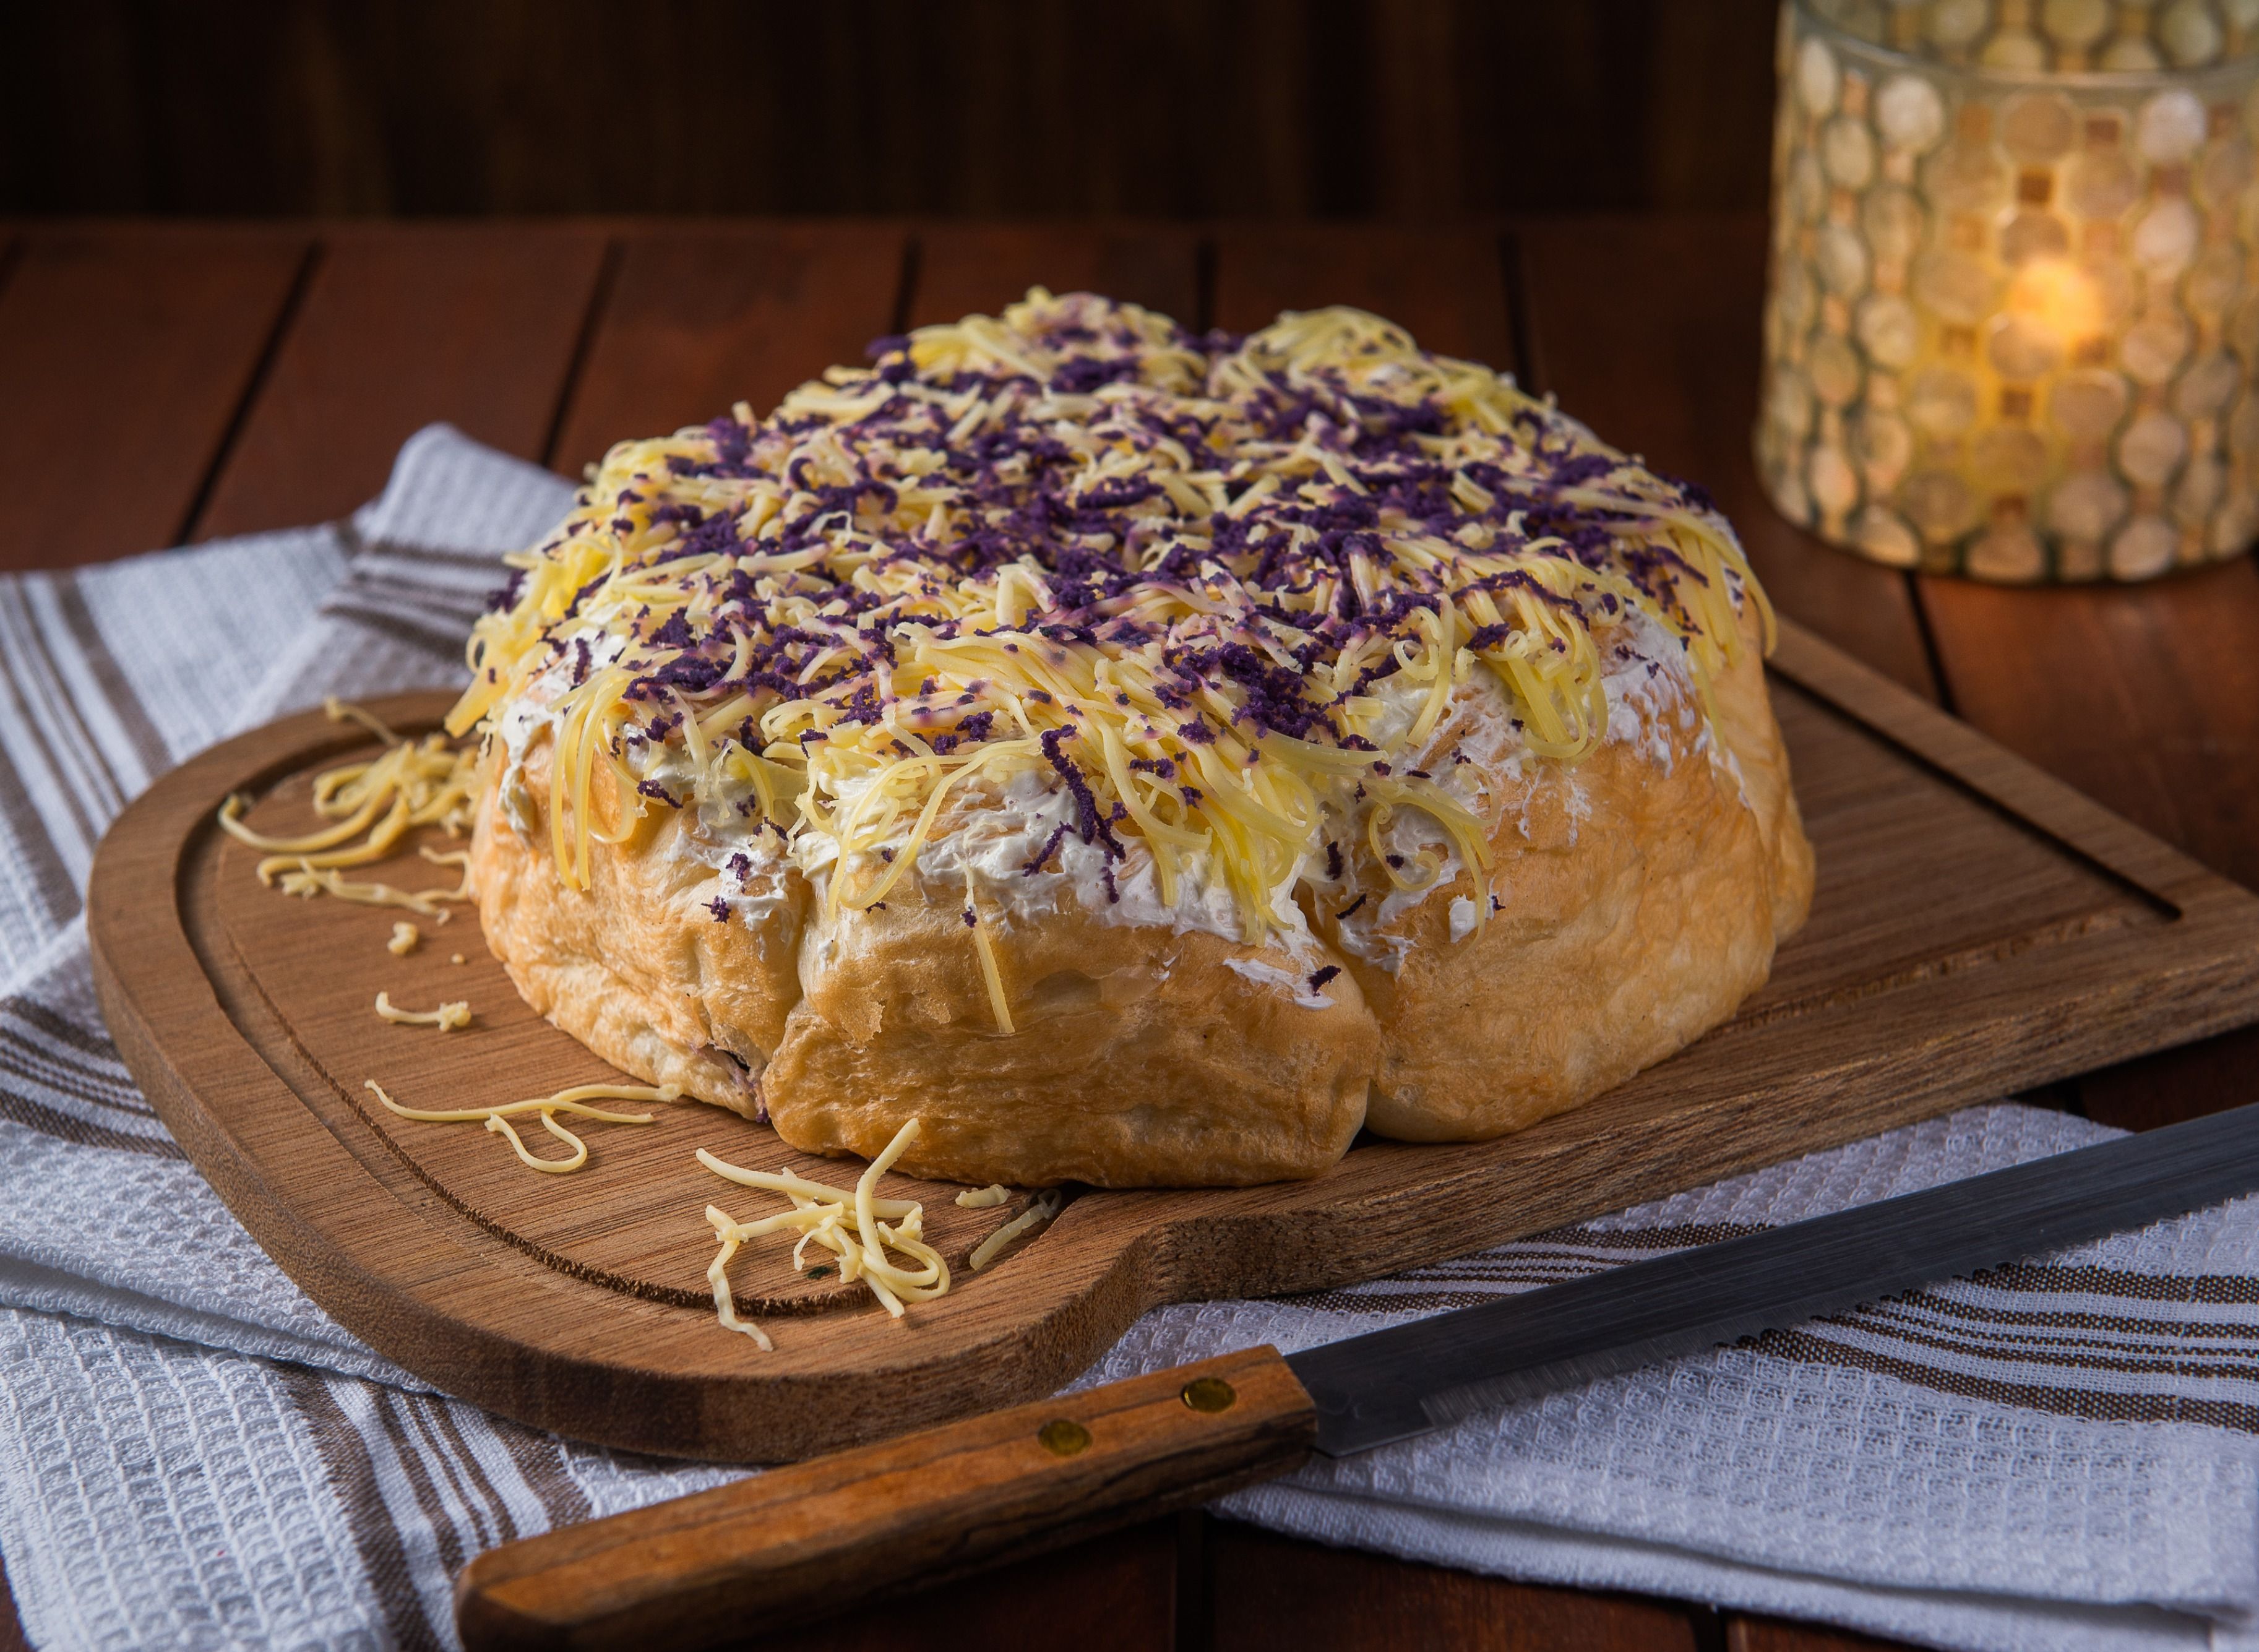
[[546, 225, 910, 476], [1498, 226, 1541, 398], [1912, 554, 2259, 897], [538, 235, 626, 471], [891, 233, 921, 336], [0, 236, 25, 311], [176, 239, 323, 544], [191, 223, 614, 537], [1207, 223, 1519, 377], [1906, 572, 1963, 720]]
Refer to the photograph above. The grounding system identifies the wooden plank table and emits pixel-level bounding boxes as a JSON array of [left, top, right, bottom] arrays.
[[3, 212, 2253, 1652]]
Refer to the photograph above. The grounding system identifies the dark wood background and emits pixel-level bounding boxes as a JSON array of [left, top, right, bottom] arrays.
[[7, 1, 1780, 220], [7, 205, 2257, 1652]]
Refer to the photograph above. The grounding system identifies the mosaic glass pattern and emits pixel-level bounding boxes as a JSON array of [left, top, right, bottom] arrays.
[[1759, 0, 2259, 580]]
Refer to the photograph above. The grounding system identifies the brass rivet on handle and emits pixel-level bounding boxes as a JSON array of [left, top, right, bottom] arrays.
[[1181, 1377, 1237, 1414], [1037, 1419, 1091, 1457]]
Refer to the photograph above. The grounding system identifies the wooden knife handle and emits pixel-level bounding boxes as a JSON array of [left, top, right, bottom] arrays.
[[454, 1344, 1317, 1651]]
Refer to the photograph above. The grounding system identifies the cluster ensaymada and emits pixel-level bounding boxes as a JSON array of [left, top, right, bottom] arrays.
[[451, 289, 1814, 1188]]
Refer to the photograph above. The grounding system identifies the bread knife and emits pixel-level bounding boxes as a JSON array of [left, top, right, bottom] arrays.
[[456, 1098, 2259, 1651]]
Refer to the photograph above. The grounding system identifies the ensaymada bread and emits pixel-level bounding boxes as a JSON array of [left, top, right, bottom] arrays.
[[452, 291, 1813, 1188]]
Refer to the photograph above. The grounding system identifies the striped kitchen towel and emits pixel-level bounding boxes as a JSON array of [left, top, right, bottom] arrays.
[[2, 425, 2258, 1652]]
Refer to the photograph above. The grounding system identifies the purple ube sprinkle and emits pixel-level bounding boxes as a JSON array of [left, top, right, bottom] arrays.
[[1040, 728, 1125, 861], [1020, 824, 1067, 875], [489, 293, 1734, 904], [483, 567, 527, 614]]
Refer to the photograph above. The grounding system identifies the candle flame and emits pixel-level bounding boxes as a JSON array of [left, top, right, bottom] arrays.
[[2007, 259, 2102, 348]]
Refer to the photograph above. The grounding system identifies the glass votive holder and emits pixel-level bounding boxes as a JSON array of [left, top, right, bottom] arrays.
[[1757, 0, 2259, 582]]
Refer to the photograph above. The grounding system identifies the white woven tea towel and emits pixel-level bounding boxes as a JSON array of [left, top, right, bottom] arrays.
[[1, 426, 2255, 1652]]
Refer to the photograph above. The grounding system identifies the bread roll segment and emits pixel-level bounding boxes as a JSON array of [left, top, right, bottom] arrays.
[[470, 731, 801, 1119], [1333, 606, 1813, 1143], [450, 290, 1813, 1187], [765, 882, 1379, 1187]]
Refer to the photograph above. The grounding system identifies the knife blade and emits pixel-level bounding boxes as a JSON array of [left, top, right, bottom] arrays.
[[1296, 1094, 2259, 1456], [455, 1099, 2259, 1652]]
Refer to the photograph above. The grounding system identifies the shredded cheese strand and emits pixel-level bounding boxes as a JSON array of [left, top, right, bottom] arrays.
[[963, 866, 1014, 1033], [969, 1189, 1063, 1272], [277, 864, 456, 918], [325, 695, 403, 746], [372, 992, 470, 1031], [363, 1078, 668, 1174], [224, 700, 481, 919], [450, 291, 1768, 954], [700, 1118, 965, 1341], [705, 1223, 776, 1349]]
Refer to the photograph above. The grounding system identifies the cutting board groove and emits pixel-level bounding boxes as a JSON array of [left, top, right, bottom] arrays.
[[88, 619, 2259, 1461]]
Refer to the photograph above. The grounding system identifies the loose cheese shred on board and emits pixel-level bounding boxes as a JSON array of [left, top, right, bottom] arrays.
[[363, 1078, 670, 1174], [697, 1118, 956, 1343], [969, 1189, 1064, 1272], [327, 698, 403, 745], [418, 846, 475, 902], [954, 1184, 1010, 1209], [704, 1229, 775, 1351], [387, 921, 421, 957], [372, 991, 471, 1031], [220, 698, 480, 910], [277, 864, 456, 917]]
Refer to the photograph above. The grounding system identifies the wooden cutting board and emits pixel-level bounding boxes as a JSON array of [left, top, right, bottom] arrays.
[[87, 617, 2259, 1463]]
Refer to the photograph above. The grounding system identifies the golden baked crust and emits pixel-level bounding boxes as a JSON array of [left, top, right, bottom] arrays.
[[1333, 609, 1812, 1143], [470, 736, 802, 1117], [467, 607, 1809, 1183], [452, 291, 1815, 1189], [474, 741, 1379, 1185], [764, 889, 1377, 1186]]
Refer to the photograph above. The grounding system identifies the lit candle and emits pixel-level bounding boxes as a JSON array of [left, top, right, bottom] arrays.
[[1759, 0, 2259, 581]]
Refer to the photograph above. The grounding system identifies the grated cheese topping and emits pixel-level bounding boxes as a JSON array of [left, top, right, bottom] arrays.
[[387, 921, 421, 957], [364, 1078, 669, 1174], [372, 991, 471, 1031], [449, 290, 1769, 963], [953, 1183, 1011, 1208]]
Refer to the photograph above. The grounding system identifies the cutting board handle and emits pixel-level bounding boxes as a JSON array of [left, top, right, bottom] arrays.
[[454, 1344, 1317, 1651]]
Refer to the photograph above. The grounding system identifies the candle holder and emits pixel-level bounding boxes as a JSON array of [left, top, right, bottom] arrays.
[[1758, 0, 2259, 581]]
